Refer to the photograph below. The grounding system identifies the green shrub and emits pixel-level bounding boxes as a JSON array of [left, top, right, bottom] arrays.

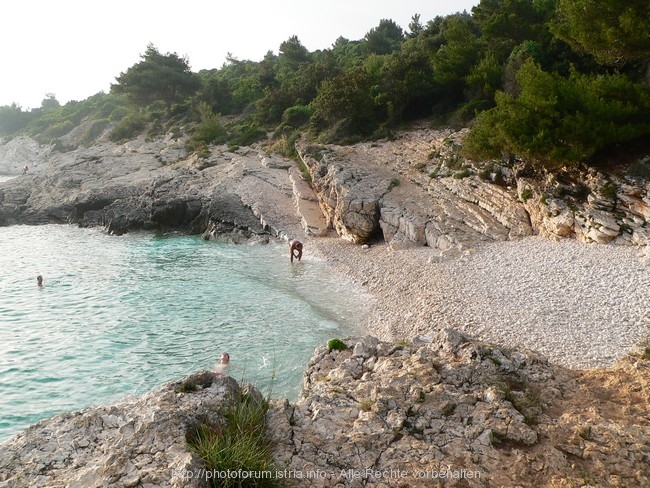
[[327, 338, 348, 351], [415, 162, 428, 172], [197, 115, 229, 144], [109, 107, 129, 122], [109, 113, 146, 142], [281, 105, 313, 128], [453, 168, 472, 179], [358, 399, 373, 412], [187, 114, 228, 152], [520, 188, 533, 201], [601, 182, 618, 200], [463, 59, 650, 168], [98, 101, 117, 118], [146, 100, 168, 121], [43, 120, 74, 138], [146, 119, 164, 141], [297, 158, 312, 183], [269, 130, 301, 159], [176, 380, 198, 393], [232, 123, 266, 146], [441, 404, 456, 417]]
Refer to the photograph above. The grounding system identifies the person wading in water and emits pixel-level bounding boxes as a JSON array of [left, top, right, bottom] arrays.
[[289, 240, 303, 263]]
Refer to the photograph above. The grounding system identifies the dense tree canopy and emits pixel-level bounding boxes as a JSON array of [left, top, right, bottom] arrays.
[[2, 1, 649, 169], [464, 60, 650, 164], [111, 44, 201, 110], [364, 19, 405, 55], [552, 0, 650, 67]]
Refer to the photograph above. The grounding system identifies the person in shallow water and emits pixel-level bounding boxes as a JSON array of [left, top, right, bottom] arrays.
[[289, 239, 303, 263], [213, 352, 230, 376], [36, 275, 43, 287]]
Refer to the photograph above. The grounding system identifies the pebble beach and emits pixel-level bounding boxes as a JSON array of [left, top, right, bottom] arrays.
[[309, 236, 650, 369]]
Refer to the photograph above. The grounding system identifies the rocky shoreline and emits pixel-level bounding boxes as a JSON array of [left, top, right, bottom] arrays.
[[269, 332, 650, 487], [1, 127, 650, 486], [2, 333, 648, 487]]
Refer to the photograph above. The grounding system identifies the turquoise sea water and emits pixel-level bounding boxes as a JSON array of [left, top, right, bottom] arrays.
[[0, 224, 370, 442]]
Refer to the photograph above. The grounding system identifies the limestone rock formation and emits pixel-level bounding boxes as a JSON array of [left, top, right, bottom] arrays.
[[0, 372, 240, 488], [0, 136, 52, 175], [0, 136, 306, 241], [1, 335, 648, 487], [296, 128, 649, 249], [518, 167, 650, 246], [296, 130, 534, 250], [2, 127, 648, 250], [296, 143, 388, 244], [268, 332, 650, 487]]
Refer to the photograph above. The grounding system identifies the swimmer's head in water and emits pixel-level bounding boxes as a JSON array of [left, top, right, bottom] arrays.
[[37, 275, 43, 286]]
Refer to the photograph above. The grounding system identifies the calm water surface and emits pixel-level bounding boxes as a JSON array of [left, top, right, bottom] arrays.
[[0, 225, 371, 442]]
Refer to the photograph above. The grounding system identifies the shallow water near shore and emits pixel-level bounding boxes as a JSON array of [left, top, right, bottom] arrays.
[[0, 225, 370, 442]]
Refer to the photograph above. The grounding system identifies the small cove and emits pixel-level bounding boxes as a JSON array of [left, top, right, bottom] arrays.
[[0, 224, 372, 442]]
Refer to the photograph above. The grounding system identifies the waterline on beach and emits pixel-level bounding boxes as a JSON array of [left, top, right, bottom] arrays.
[[0, 225, 372, 442]]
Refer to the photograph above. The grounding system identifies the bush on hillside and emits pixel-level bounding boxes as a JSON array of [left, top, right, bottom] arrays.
[[464, 60, 650, 168], [109, 113, 147, 142]]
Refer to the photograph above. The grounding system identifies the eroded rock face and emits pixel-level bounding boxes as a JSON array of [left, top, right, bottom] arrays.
[[518, 169, 650, 246], [3, 128, 648, 250], [0, 136, 52, 175], [297, 144, 389, 244], [268, 332, 650, 488], [0, 372, 239, 488], [0, 136, 306, 241], [296, 128, 649, 250], [296, 131, 534, 250]]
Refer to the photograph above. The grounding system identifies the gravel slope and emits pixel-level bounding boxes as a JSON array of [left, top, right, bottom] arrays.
[[308, 236, 650, 369]]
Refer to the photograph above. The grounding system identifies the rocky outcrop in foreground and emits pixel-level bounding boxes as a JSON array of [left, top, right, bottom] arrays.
[[269, 331, 650, 487], [1, 332, 648, 487], [0, 372, 239, 488]]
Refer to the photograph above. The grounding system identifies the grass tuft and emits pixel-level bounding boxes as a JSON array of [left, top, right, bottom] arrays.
[[188, 392, 281, 487]]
